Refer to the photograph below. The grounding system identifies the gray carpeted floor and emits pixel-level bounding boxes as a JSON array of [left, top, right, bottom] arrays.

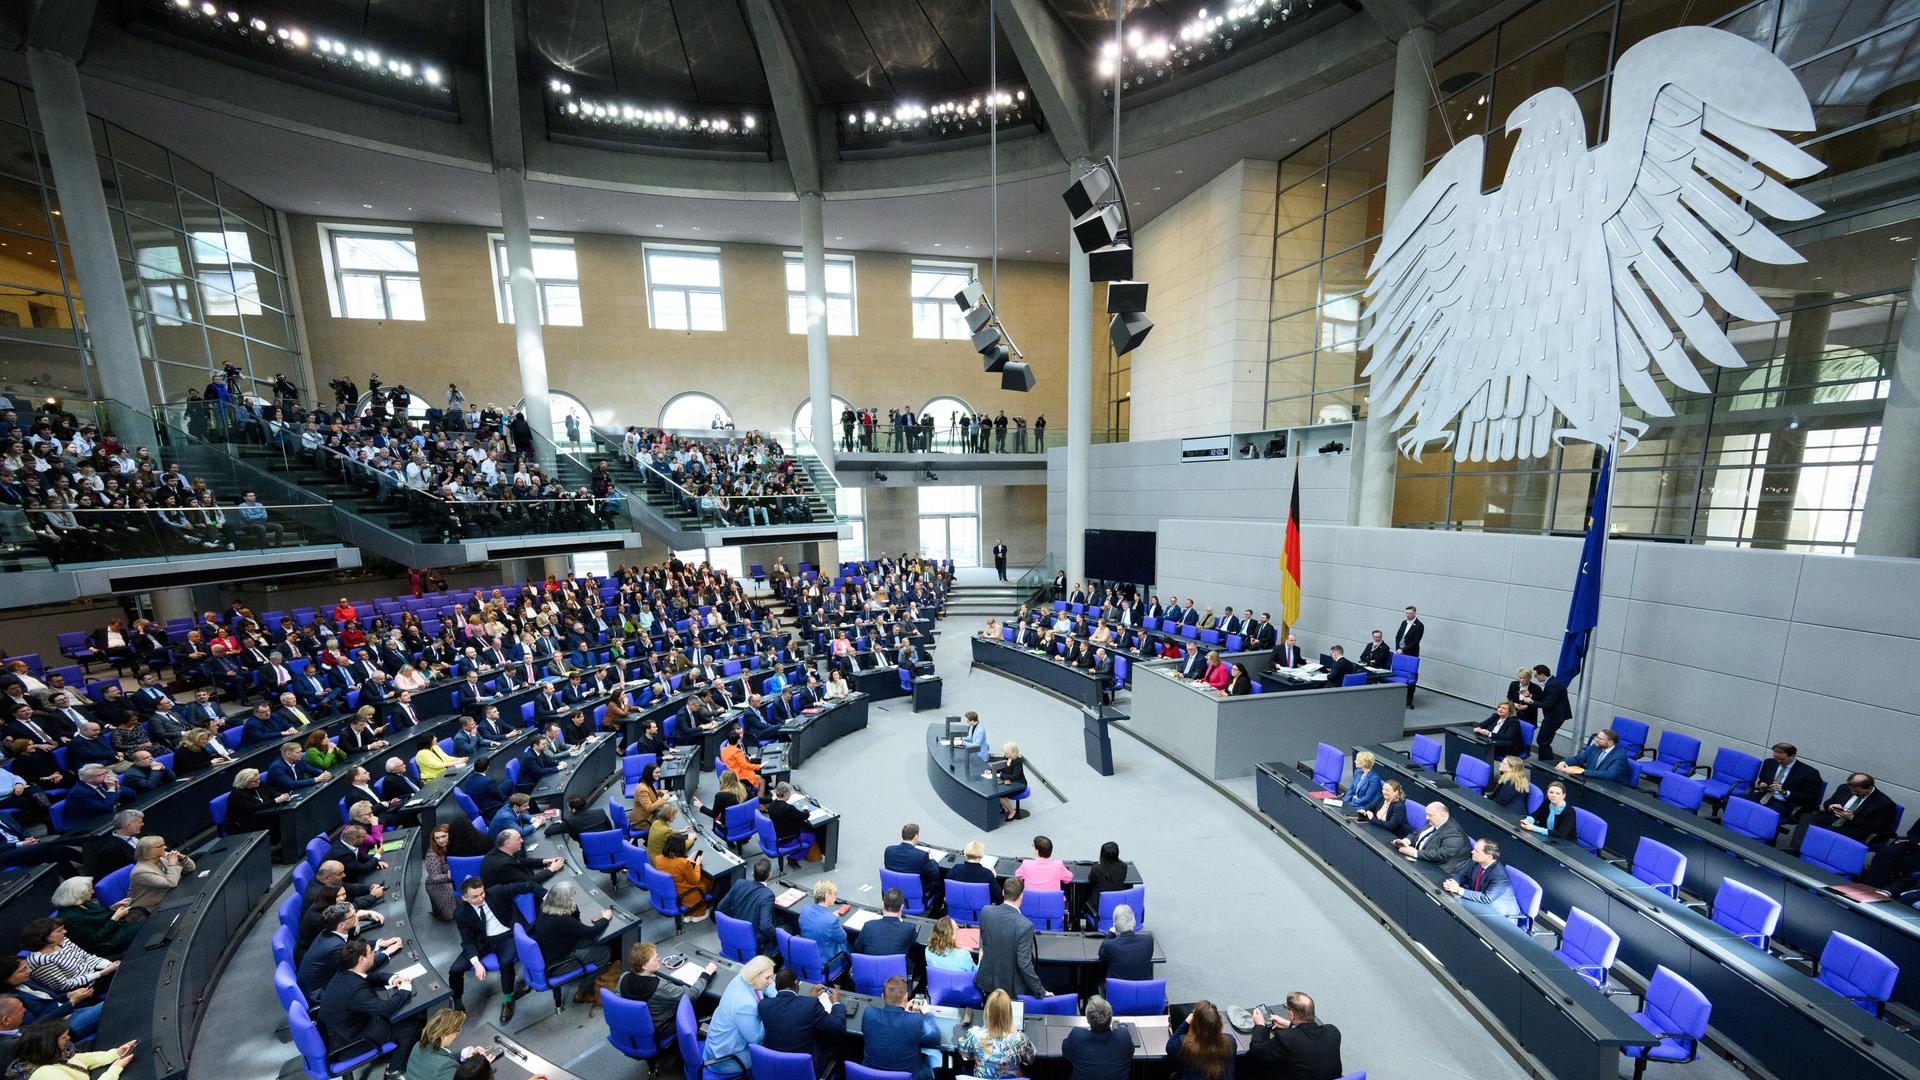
[[191, 575, 1745, 1080]]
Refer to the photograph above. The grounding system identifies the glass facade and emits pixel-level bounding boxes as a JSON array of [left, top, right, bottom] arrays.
[[0, 77, 304, 407], [1264, 0, 1920, 552]]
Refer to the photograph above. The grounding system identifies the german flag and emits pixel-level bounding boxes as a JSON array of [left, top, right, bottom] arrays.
[[1280, 462, 1302, 633]]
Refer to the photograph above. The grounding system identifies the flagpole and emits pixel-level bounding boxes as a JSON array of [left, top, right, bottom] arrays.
[[1571, 429, 1622, 749]]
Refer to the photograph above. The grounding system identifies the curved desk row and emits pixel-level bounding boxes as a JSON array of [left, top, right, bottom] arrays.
[[925, 723, 1024, 833], [98, 831, 273, 1080], [1360, 746, 1920, 1080], [782, 694, 871, 768], [969, 637, 1106, 707]]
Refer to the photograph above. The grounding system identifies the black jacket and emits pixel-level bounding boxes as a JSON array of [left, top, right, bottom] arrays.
[[1098, 930, 1155, 981], [315, 968, 412, 1051], [758, 989, 847, 1073], [1247, 1020, 1343, 1080]]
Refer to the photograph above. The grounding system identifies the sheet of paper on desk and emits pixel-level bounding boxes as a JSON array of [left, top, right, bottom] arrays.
[[919, 848, 948, 862], [842, 909, 879, 931], [774, 887, 806, 908], [668, 961, 707, 985], [390, 963, 428, 983]]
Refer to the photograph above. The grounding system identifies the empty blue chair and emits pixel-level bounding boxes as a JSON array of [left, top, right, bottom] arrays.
[[278, 891, 302, 934], [304, 835, 332, 871], [1179, 624, 1198, 640], [1553, 907, 1621, 987], [514, 922, 597, 1010], [1630, 837, 1687, 898], [1453, 754, 1492, 793], [947, 879, 990, 926], [850, 952, 907, 997], [878, 868, 927, 916], [503, 758, 522, 791], [274, 959, 305, 1013], [621, 753, 658, 797], [1018, 993, 1079, 1016], [271, 927, 297, 972], [714, 910, 759, 962], [1311, 743, 1345, 794], [607, 799, 643, 839], [1611, 716, 1651, 760], [602, 987, 664, 1065], [1340, 673, 1368, 687], [928, 965, 983, 1007], [1409, 735, 1442, 770], [723, 798, 760, 849], [1699, 748, 1762, 804], [1385, 653, 1419, 690], [1816, 932, 1899, 1015], [1621, 966, 1711, 1080], [290, 862, 314, 903], [750, 1045, 821, 1080], [289, 999, 392, 1080], [1405, 801, 1428, 832], [449, 854, 485, 887], [1640, 731, 1702, 784], [209, 792, 230, 834], [1722, 797, 1781, 842], [1105, 978, 1166, 1017], [95, 865, 133, 907], [1199, 629, 1221, 646], [1020, 888, 1065, 931], [780, 928, 839, 983], [1657, 773, 1707, 814], [1711, 878, 1782, 950], [674, 996, 731, 1080], [1226, 634, 1244, 652], [1573, 808, 1608, 854], [580, 828, 627, 888], [1517, 721, 1536, 758], [1800, 826, 1869, 878], [1096, 886, 1146, 932], [1506, 866, 1542, 932]]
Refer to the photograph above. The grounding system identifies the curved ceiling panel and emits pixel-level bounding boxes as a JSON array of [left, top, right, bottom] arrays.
[[784, 0, 1030, 105], [294, 0, 481, 64], [530, 0, 768, 104]]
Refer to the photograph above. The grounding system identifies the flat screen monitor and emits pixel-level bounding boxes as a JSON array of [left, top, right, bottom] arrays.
[[1084, 529, 1156, 587]]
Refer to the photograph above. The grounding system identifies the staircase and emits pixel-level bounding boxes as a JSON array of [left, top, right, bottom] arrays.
[[942, 581, 1030, 622], [585, 429, 844, 548]]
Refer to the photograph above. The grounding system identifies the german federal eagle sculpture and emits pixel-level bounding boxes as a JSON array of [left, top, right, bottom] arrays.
[[1360, 27, 1825, 462]]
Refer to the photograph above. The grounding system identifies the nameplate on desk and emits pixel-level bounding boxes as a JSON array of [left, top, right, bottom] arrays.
[[1180, 435, 1230, 461]]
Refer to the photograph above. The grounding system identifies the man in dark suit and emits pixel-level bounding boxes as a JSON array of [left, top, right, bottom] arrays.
[[1247, 993, 1343, 1080], [62, 765, 127, 824], [861, 976, 941, 1080], [451, 878, 522, 1023], [975, 877, 1044, 999], [296, 903, 400, 1003], [316, 939, 418, 1065], [477, 828, 562, 925], [87, 810, 144, 877], [1744, 742, 1824, 822], [883, 823, 944, 913], [992, 539, 1009, 582], [1321, 646, 1361, 687], [1247, 613, 1278, 650], [543, 793, 611, 839], [1530, 664, 1571, 760], [384, 691, 422, 733], [1273, 635, 1312, 670], [1096, 904, 1154, 980], [1062, 995, 1135, 1079], [758, 967, 846, 1075], [1358, 630, 1391, 670], [1175, 644, 1207, 681], [457, 757, 510, 820], [853, 889, 916, 957], [1556, 729, 1631, 784], [1393, 802, 1471, 877], [716, 857, 778, 958], [1441, 839, 1522, 918], [1393, 606, 1423, 655], [1798, 773, 1898, 845], [764, 782, 813, 848], [327, 825, 385, 882]]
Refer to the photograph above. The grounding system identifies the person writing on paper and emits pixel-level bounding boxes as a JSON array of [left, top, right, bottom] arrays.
[[1521, 780, 1577, 839], [1274, 634, 1312, 670], [1441, 838, 1522, 918]]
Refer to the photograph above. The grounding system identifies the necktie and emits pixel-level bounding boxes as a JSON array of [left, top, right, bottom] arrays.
[[1474, 866, 1485, 892]]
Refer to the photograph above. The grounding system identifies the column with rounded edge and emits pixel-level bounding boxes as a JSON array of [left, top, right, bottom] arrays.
[[800, 191, 835, 470], [26, 48, 154, 445], [1065, 169, 1094, 587], [496, 168, 553, 468], [1355, 27, 1433, 527], [1856, 256, 1920, 558]]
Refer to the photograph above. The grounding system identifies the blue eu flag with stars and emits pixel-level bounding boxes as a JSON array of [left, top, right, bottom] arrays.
[[1557, 449, 1613, 684]]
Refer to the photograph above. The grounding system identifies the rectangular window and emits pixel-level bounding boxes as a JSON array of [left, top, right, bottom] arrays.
[[784, 253, 857, 335], [323, 227, 424, 320], [911, 261, 976, 340], [189, 229, 262, 317], [134, 244, 192, 327], [916, 484, 980, 566], [644, 244, 725, 331], [839, 487, 867, 563], [492, 236, 582, 326]]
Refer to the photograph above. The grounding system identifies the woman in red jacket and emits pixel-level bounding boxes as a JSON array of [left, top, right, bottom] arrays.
[[1203, 650, 1231, 690]]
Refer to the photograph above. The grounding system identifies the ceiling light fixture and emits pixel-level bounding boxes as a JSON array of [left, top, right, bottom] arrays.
[[142, 0, 452, 105], [1098, 0, 1325, 96], [839, 83, 1038, 150]]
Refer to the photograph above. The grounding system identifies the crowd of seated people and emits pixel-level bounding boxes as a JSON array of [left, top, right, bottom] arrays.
[[835, 406, 1048, 455], [221, 384, 621, 540], [616, 426, 818, 527], [0, 400, 293, 563]]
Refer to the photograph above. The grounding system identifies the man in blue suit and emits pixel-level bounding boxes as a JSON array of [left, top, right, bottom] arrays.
[[860, 976, 940, 1080], [62, 765, 127, 823], [715, 857, 778, 958], [757, 967, 846, 1076], [296, 903, 398, 1003], [1556, 729, 1630, 784], [852, 889, 916, 957], [458, 757, 511, 820], [884, 823, 944, 914], [267, 740, 330, 793], [64, 722, 120, 770], [1442, 838, 1522, 918], [240, 702, 294, 746], [738, 696, 781, 745], [513, 736, 562, 793]]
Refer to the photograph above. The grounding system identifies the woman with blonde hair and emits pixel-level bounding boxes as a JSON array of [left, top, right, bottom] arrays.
[[992, 743, 1027, 821], [393, 663, 429, 692], [957, 989, 1033, 1078], [1356, 778, 1409, 837], [1490, 755, 1532, 809], [347, 800, 385, 847], [1345, 750, 1383, 811], [709, 769, 749, 827], [403, 1006, 496, 1080]]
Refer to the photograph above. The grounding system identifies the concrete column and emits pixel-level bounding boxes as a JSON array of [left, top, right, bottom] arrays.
[[1857, 258, 1920, 558], [800, 192, 835, 470], [1065, 182, 1094, 586], [496, 167, 553, 466], [26, 49, 154, 444], [1355, 27, 1433, 527], [147, 586, 195, 625], [1750, 293, 1832, 547]]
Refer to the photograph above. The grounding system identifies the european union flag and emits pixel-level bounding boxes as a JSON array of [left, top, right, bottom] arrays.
[[1557, 449, 1613, 684]]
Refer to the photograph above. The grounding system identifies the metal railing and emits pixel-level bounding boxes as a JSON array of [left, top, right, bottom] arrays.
[[12, 502, 339, 567], [597, 427, 839, 529]]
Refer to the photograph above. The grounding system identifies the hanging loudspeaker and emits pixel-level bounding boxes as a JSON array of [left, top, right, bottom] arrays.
[[1000, 362, 1036, 392], [1088, 243, 1133, 282], [1109, 311, 1154, 355], [981, 344, 1011, 373], [1061, 167, 1115, 218], [971, 324, 1003, 353], [965, 305, 996, 333], [1106, 280, 1148, 314], [1071, 204, 1125, 254], [954, 282, 987, 311]]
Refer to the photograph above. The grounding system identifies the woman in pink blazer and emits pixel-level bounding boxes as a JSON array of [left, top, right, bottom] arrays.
[[1203, 651, 1231, 690]]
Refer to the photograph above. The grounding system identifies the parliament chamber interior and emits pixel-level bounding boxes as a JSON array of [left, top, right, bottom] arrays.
[[2, 2, 1919, 1079]]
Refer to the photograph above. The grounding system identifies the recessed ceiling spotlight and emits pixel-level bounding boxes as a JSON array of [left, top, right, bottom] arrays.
[[361, 203, 373, 209]]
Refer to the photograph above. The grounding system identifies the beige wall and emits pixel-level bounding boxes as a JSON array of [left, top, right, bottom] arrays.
[[859, 483, 1047, 567], [1125, 159, 1277, 441], [286, 215, 1075, 433]]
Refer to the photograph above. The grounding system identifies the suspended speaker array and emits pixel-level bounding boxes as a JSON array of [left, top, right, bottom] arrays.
[[1064, 157, 1153, 357]]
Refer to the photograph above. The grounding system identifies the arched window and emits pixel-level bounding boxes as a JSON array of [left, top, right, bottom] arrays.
[[660, 392, 732, 431], [793, 396, 853, 440], [924, 396, 974, 451], [355, 388, 429, 420], [515, 390, 596, 448]]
